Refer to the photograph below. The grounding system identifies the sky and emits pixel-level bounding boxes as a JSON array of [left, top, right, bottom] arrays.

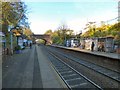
[[24, 0, 119, 34]]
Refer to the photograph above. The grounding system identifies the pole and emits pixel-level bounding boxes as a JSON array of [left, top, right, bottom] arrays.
[[9, 13, 24, 55], [10, 30, 13, 55]]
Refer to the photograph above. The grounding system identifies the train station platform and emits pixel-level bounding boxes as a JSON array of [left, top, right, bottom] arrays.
[[2, 45, 67, 88], [36, 45, 67, 88], [52, 45, 120, 60]]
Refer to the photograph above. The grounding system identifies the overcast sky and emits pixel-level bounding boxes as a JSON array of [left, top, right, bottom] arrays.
[[25, 0, 118, 34]]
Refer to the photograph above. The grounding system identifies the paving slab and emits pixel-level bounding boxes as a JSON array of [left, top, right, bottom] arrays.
[[21, 46, 35, 88], [2, 46, 34, 88], [36, 45, 67, 88]]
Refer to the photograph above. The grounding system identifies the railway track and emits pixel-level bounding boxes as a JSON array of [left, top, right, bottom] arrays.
[[46, 49, 103, 89], [46, 46, 120, 85]]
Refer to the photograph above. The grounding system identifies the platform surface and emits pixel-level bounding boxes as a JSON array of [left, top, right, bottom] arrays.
[[53, 45, 120, 60]]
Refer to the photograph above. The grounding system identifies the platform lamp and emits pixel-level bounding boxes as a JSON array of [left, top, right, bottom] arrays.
[[8, 13, 24, 55], [8, 25, 21, 55]]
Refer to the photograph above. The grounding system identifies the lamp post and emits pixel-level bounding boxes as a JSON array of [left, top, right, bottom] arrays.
[[9, 26, 20, 55], [8, 25, 14, 55], [8, 12, 24, 55], [10, 30, 13, 55]]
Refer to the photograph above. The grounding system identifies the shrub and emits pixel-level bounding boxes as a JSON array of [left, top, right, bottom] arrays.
[[15, 45, 21, 50]]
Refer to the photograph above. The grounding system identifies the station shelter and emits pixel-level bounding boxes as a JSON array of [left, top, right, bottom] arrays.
[[80, 37, 114, 52]]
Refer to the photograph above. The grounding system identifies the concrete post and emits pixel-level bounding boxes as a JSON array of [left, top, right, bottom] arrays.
[[10, 31, 13, 55]]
